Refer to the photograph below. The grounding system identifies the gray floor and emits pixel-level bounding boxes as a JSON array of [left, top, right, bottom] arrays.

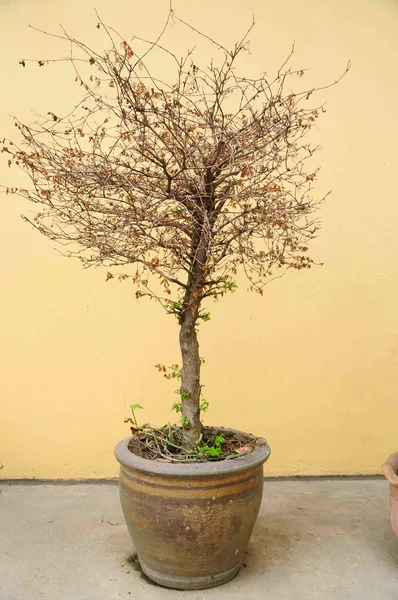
[[0, 479, 397, 600]]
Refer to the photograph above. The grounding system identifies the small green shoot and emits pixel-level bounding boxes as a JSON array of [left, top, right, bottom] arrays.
[[200, 398, 209, 412], [180, 416, 190, 428], [196, 433, 225, 459], [130, 403, 143, 428], [198, 444, 222, 457], [170, 364, 182, 380], [200, 311, 211, 322]]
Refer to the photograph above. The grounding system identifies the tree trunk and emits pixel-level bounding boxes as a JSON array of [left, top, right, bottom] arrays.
[[179, 307, 201, 442], [179, 182, 214, 442], [178, 246, 205, 442]]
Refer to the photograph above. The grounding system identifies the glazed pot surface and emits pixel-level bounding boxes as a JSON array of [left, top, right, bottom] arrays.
[[115, 431, 270, 589]]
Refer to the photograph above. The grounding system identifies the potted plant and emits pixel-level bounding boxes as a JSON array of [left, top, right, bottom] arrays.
[[2, 9, 347, 590], [382, 453, 398, 540]]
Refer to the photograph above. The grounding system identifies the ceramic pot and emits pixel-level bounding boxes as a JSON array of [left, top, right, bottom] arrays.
[[381, 452, 398, 540], [114, 430, 270, 590]]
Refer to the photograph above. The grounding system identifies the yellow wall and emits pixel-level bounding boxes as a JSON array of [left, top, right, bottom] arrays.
[[1, 0, 398, 478]]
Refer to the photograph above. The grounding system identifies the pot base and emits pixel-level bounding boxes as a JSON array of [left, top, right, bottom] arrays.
[[140, 559, 241, 590]]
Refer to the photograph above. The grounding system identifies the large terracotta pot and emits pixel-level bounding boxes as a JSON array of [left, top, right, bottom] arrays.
[[381, 452, 398, 540], [114, 431, 271, 590]]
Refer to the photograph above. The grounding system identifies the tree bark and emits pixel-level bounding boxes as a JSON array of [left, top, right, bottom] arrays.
[[179, 306, 201, 442], [179, 173, 215, 442], [178, 217, 207, 442]]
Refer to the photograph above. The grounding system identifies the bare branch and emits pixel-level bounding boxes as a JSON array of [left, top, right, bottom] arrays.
[[2, 11, 347, 311]]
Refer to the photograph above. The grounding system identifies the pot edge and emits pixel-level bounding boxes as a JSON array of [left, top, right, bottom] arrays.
[[382, 451, 398, 487], [115, 427, 271, 478]]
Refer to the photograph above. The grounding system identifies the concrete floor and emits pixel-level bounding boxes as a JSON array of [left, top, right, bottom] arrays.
[[0, 479, 397, 600]]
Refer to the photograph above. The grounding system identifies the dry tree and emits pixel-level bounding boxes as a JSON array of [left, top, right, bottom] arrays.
[[2, 9, 349, 442]]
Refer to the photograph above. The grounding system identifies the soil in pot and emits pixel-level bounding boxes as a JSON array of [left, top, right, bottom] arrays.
[[127, 424, 266, 463]]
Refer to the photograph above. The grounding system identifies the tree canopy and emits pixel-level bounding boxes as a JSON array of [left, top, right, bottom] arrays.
[[2, 11, 348, 321]]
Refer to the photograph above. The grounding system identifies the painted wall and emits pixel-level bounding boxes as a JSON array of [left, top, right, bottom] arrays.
[[1, 0, 398, 478]]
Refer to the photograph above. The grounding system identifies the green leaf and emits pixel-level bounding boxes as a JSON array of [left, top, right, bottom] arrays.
[[180, 416, 190, 427], [200, 444, 210, 452], [130, 403, 143, 411], [200, 398, 209, 412], [208, 447, 222, 457]]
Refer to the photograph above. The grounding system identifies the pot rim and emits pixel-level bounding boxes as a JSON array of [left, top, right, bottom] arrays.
[[115, 427, 271, 478]]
